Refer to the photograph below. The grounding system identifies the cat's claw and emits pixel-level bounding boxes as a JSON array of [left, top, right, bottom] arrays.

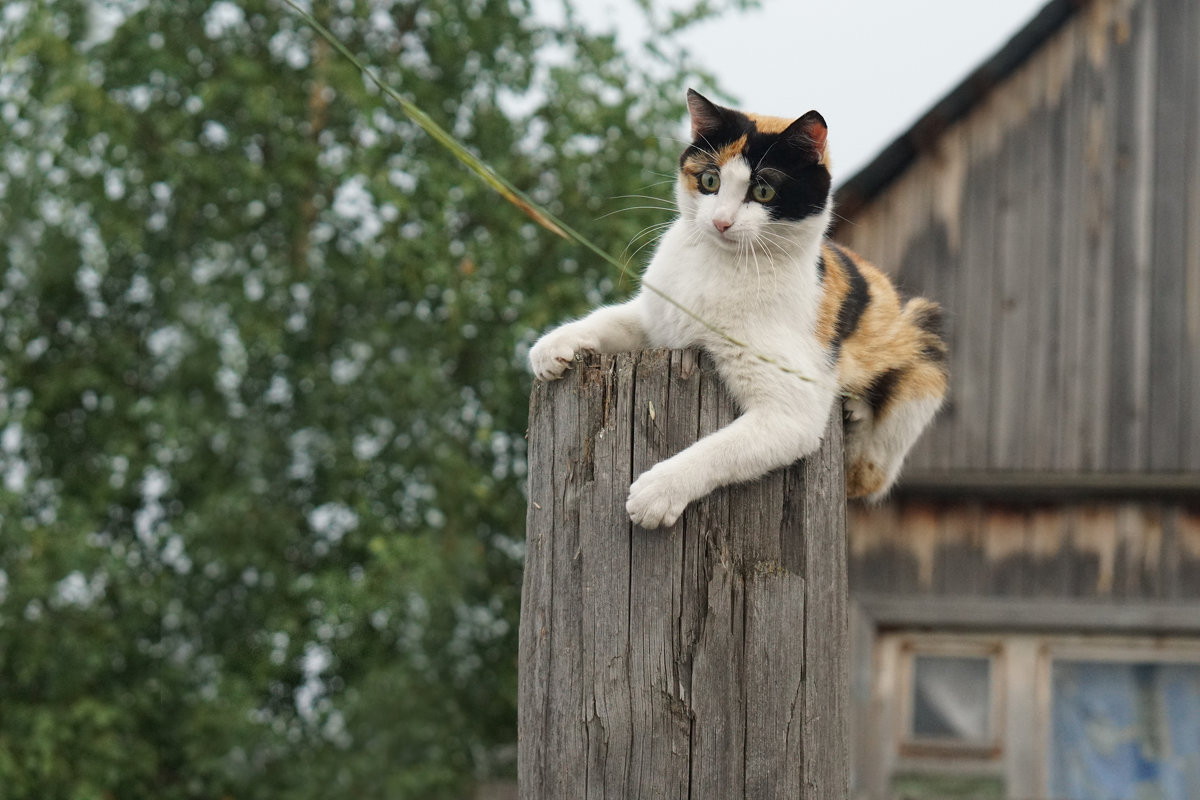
[[529, 328, 598, 382], [626, 466, 692, 529]]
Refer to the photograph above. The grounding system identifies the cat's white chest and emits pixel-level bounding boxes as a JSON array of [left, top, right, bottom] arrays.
[[637, 223, 818, 356]]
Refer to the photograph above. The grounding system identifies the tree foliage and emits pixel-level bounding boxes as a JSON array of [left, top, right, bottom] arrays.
[[0, 0, 743, 796]]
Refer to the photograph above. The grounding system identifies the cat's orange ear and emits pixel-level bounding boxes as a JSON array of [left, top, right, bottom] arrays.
[[686, 89, 726, 142], [783, 111, 829, 163]]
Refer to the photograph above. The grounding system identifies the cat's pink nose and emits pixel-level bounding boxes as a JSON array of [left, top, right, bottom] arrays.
[[713, 218, 732, 234]]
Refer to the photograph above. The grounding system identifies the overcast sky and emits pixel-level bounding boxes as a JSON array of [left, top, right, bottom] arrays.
[[579, 0, 1051, 180]]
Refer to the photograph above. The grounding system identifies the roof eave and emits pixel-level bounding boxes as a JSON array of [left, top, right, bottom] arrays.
[[832, 0, 1087, 228]]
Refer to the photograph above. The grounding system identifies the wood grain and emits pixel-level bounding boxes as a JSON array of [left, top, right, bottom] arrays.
[[518, 350, 848, 799]]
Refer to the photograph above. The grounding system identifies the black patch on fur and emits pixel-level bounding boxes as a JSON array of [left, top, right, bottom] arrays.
[[830, 244, 870, 354], [921, 340, 948, 366], [906, 300, 947, 366], [749, 135, 831, 222], [678, 101, 831, 223], [816, 251, 826, 281], [911, 303, 943, 337], [863, 368, 906, 419]]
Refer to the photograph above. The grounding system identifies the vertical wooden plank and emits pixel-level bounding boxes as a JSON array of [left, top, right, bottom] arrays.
[[1112, 502, 1155, 600], [856, 205, 882, 269], [935, 503, 986, 596], [1174, 506, 1200, 601], [848, 502, 921, 595], [1183, 0, 1200, 470], [1148, 0, 1190, 470], [847, 601, 877, 800], [1158, 502, 1182, 600], [892, 171, 933, 472], [547, 367, 588, 793], [1003, 638, 1043, 798], [898, 502, 942, 595], [666, 348, 705, 724], [888, 167, 927, 296], [835, 201, 871, 264], [518, 380, 558, 796], [903, 166, 959, 474], [684, 354, 744, 797], [627, 349, 690, 798], [871, 636, 902, 798], [576, 355, 635, 799], [953, 134, 1000, 469], [1022, 93, 1061, 471], [743, 568, 807, 798], [990, 113, 1035, 469], [987, 507, 1032, 597], [1107, 0, 1157, 471], [798, 411, 848, 800], [1053, 25, 1089, 472], [1079, 17, 1118, 472], [927, 125, 967, 475], [1073, 504, 1120, 598], [874, 190, 900, 281], [519, 367, 588, 798], [1027, 506, 1073, 597]]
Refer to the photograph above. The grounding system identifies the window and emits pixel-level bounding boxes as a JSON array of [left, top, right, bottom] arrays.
[[1048, 656, 1200, 799], [864, 633, 1200, 800], [879, 638, 1005, 799], [910, 654, 994, 745]]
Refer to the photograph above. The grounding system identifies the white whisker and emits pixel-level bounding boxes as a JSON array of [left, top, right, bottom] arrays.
[[610, 193, 677, 204], [623, 222, 675, 252], [596, 205, 676, 222]]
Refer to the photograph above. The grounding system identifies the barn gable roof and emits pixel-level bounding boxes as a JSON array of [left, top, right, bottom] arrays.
[[834, 0, 1084, 221]]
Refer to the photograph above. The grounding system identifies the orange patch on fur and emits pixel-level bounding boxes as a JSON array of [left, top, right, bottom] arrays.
[[814, 242, 850, 350], [713, 135, 748, 166], [747, 112, 831, 167], [846, 458, 887, 498], [681, 135, 749, 193], [745, 112, 794, 134], [817, 242, 949, 421]]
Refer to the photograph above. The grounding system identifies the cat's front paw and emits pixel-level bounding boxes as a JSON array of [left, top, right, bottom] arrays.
[[626, 464, 694, 529], [529, 327, 599, 382]]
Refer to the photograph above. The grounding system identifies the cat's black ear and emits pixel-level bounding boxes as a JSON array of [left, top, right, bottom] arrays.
[[686, 89, 727, 142], [782, 110, 829, 163]]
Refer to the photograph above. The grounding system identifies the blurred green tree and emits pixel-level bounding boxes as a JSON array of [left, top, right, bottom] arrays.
[[0, 0, 746, 796]]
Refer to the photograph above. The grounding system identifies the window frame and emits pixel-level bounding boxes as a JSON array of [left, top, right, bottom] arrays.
[[850, 596, 1200, 800], [895, 637, 1005, 758], [1034, 636, 1200, 794]]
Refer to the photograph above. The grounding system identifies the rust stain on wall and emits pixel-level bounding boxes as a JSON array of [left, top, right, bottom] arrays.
[[850, 500, 1200, 600]]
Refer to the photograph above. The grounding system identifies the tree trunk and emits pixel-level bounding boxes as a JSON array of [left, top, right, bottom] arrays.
[[519, 349, 848, 799]]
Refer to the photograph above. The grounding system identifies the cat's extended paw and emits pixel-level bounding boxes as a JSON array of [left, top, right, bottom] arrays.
[[529, 327, 599, 382], [626, 464, 694, 529]]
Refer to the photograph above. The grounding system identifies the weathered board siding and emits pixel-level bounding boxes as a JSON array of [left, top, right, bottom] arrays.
[[849, 500, 1200, 600], [835, 0, 1200, 475]]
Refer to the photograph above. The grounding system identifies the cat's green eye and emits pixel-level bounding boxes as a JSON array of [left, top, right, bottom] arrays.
[[699, 170, 721, 193], [752, 183, 776, 203]]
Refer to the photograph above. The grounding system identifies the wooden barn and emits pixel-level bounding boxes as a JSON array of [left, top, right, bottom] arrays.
[[832, 0, 1200, 797]]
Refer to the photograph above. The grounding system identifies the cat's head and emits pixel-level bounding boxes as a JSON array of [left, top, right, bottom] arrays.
[[676, 89, 832, 251]]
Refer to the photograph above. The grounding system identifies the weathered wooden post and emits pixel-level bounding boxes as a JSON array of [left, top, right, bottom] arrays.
[[518, 349, 848, 799]]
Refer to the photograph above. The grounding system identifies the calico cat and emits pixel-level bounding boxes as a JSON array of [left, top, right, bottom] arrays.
[[530, 89, 947, 529]]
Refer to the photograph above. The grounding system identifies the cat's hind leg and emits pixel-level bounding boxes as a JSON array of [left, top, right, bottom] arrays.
[[844, 367, 945, 501]]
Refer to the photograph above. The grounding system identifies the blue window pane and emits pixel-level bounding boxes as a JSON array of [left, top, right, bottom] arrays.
[[1050, 660, 1200, 800]]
